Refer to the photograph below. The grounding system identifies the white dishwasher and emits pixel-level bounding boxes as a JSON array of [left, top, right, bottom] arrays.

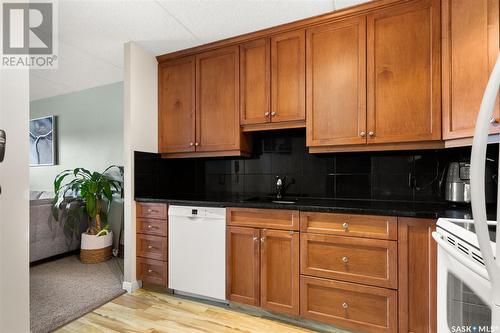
[[168, 205, 226, 302]]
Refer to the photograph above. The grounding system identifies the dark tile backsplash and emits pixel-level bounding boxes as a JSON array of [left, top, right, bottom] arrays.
[[135, 129, 499, 203]]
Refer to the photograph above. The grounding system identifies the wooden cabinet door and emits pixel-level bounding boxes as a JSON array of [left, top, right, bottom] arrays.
[[158, 56, 195, 153], [196, 46, 240, 152], [271, 30, 305, 123], [260, 229, 299, 316], [306, 17, 367, 147], [240, 38, 270, 125], [367, 0, 441, 144], [226, 226, 260, 306], [442, 0, 500, 140], [398, 218, 437, 333], [300, 233, 398, 289], [301, 276, 398, 333]]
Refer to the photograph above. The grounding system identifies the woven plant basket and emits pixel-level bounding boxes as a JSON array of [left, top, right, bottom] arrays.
[[80, 246, 112, 264], [80, 231, 113, 264]]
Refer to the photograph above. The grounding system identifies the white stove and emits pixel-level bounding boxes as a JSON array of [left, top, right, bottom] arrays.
[[433, 218, 497, 332]]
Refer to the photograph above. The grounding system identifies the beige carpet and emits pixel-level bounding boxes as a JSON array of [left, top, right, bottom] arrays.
[[30, 255, 125, 333]]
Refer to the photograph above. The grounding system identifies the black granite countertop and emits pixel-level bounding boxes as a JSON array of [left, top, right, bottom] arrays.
[[135, 194, 494, 220]]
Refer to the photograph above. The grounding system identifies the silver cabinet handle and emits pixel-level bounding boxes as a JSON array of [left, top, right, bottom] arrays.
[[342, 256, 349, 264], [147, 225, 152, 229], [194, 142, 199, 146], [368, 131, 375, 136], [271, 112, 276, 116], [147, 245, 153, 249], [360, 131, 366, 137], [342, 222, 349, 230], [260, 237, 265, 243], [265, 112, 270, 116], [189, 142, 194, 146], [148, 269, 153, 273], [253, 236, 258, 241], [342, 302, 349, 309]]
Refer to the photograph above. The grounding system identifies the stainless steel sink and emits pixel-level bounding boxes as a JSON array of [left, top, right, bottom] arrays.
[[243, 197, 297, 205], [271, 200, 296, 204]]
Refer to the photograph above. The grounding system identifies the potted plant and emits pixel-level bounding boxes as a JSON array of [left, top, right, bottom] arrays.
[[53, 166, 123, 264]]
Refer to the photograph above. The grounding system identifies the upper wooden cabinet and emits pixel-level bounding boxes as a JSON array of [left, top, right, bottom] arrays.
[[366, 0, 441, 144], [158, 56, 196, 153], [158, 0, 495, 155], [240, 38, 271, 126], [240, 31, 306, 131], [442, 0, 500, 141], [159, 47, 250, 158], [271, 30, 306, 124], [306, 17, 367, 147], [196, 46, 243, 153]]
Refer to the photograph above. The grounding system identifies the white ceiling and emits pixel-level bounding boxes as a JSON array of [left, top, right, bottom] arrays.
[[29, 0, 370, 101]]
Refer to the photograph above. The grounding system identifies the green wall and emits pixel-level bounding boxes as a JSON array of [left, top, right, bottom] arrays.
[[30, 82, 124, 191]]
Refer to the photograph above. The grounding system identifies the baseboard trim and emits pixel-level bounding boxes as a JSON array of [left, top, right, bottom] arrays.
[[122, 280, 142, 293]]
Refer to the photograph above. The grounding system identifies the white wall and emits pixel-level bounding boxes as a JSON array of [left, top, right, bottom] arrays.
[[123, 42, 158, 291], [30, 82, 124, 191], [0, 69, 30, 332]]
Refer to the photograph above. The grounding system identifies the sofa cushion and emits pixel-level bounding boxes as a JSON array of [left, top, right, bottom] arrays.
[[30, 191, 43, 200]]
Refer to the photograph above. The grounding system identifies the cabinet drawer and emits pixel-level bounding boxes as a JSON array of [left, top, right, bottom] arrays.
[[300, 276, 397, 333], [227, 208, 299, 231], [137, 218, 167, 237], [300, 212, 397, 240], [301, 233, 397, 289], [137, 234, 167, 261], [137, 257, 167, 286], [136, 202, 167, 220]]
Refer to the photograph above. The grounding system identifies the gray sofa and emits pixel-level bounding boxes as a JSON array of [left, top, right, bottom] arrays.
[[30, 192, 124, 263], [30, 194, 82, 263]]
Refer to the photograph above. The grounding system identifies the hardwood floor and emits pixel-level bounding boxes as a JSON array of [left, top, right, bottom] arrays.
[[56, 289, 315, 333]]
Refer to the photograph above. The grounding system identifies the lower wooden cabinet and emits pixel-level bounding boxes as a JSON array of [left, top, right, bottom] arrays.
[[226, 209, 437, 333], [136, 234, 168, 261], [260, 229, 300, 315], [300, 233, 398, 289], [226, 226, 260, 306], [300, 276, 398, 333], [137, 257, 168, 286], [136, 202, 168, 288], [226, 226, 300, 316], [398, 218, 437, 333]]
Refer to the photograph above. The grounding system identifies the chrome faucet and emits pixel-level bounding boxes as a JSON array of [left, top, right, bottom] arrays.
[[276, 176, 286, 199], [276, 176, 294, 199]]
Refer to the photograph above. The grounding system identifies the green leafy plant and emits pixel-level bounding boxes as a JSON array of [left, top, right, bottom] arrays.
[[53, 166, 123, 236]]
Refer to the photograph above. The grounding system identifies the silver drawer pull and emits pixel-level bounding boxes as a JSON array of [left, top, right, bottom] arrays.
[[342, 256, 349, 264], [342, 222, 349, 230], [342, 302, 349, 309], [260, 237, 265, 243], [147, 225, 152, 229], [148, 269, 153, 273], [253, 236, 258, 241], [147, 245, 153, 249]]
